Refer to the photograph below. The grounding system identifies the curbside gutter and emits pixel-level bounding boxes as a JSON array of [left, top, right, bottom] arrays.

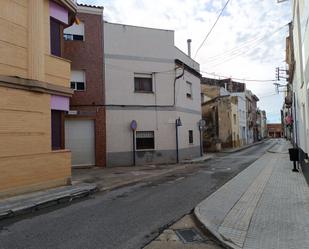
[[194, 195, 238, 249], [0, 183, 97, 221]]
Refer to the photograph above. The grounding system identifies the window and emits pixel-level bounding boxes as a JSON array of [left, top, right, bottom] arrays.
[[136, 131, 155, 150], [186, 81, 193, 98], [233, 114, 237, 125], [189, 130, 193, 144], [50, 18, 61, 57], [51, 110, 63, 150], [70, 70, 85, 91], [64, 22, 85, 41], [134, 73, 153, 92]]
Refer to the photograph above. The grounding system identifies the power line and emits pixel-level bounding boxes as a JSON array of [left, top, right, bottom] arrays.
[[258, 93, 279, 98], [201, 70, 277, 82], [204, 24, 288, 64], [194, 0, 231, 59], [205, 26, 288, 68]]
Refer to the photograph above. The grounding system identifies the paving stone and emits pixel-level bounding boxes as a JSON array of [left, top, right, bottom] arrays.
[[218, 157, 275, 248], [195, 139, 309, 249]]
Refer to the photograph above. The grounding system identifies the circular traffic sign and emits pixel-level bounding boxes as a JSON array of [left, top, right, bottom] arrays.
[[130, 120, 137, 130]]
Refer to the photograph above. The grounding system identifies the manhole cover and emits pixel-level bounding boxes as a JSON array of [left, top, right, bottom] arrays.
[[174, 228, 206, 244]]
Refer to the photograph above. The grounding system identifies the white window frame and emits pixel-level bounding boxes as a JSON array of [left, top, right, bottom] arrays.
[[64, 22, 85, 41], [186, 81, 193, 99], [134, 73, 153, 93], [70, 70, 86, 91]]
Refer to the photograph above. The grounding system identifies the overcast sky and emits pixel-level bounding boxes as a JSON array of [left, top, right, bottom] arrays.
[[78, 0, 291, 123]]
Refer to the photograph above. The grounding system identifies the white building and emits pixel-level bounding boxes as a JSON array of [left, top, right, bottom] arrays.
[[261, 110, 267, 139], [287, 0, 309, 162], [104, 22, 202, 166], [231, 92, 248, 145]]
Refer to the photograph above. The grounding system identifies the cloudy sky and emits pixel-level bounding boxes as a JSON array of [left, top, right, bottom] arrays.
[[79, 0, 291, 123]]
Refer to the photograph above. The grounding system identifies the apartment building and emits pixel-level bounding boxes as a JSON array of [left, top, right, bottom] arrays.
[[267, 124, 283, 138], [63, 4, 106, 167], [0, 0, 76, 197], [104, 22, 202, 166], [261, 110, 268, 139], [201, 77, 248, 148], [288, 0, 309, 159], [230, 92, 247, 145]]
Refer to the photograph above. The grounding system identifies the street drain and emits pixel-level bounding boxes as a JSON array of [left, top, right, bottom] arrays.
[[174, 228, 206, 244]]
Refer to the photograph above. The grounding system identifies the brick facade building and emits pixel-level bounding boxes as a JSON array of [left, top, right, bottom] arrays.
[[63, 5, 106, 167], [267, 124, 283, 138]]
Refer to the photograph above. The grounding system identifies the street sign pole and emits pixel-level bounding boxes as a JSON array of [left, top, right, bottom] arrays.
[[133, 131, 136, 166], [130, 120, 137, 166], [175, 117, 182, 163], [199, 128, 203, 157]]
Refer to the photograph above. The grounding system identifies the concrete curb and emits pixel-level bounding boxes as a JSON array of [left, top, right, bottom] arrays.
[[0, 156, 214, 221], [99, 156, 214, 192], [180, 154, 215, 164], [194, 140, 276, 249], [194, 194, 238, 249], [0, 183, 97, 221]]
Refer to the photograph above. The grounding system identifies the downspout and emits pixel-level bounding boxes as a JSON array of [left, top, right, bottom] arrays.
[[173, 64, 185, 106]]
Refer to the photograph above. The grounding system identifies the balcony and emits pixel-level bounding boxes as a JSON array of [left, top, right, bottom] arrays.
[[45, 54, 71, 88], [285, 95, 292, 107]]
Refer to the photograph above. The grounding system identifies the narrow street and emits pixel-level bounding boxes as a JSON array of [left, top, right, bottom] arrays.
[[0, 140, 276, 249]]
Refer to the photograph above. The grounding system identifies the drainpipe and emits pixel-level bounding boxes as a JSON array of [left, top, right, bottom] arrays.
[[173, 64, 185, 106]]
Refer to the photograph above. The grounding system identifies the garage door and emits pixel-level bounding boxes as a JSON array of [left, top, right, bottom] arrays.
[[65, 119, 95, 167]]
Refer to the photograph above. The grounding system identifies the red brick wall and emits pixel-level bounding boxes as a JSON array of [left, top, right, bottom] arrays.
[[63, 12, 104, 106], [63, 11, 106, 167], [267, 123, 283, 138]]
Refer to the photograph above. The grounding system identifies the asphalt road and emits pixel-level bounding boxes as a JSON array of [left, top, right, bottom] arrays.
[[0, 140, 276, 249]]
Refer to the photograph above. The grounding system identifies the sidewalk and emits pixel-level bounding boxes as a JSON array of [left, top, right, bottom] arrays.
[[0, 154, 214, 221], [195, 139, 309, 249], [73, 153, 215, 191]]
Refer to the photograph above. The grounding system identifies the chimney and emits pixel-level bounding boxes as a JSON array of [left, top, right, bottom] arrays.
[[187, 39, 192, 57]]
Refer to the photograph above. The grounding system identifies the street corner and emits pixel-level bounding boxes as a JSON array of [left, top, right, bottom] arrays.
[[143, 214, 223, 249]]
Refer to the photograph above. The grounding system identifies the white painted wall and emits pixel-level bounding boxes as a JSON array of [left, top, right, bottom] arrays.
[[231, 92, 247, 144], [104, 22, 202, 166], [292, 0, 309, 154], [104, 22, 175, 59]]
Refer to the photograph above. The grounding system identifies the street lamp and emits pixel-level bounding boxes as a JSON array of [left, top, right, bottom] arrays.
[[198, 119, 206, 157], [175, 117, 182, 163]]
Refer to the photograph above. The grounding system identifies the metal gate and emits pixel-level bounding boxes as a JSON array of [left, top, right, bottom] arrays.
[[65, 119, 95, 167]]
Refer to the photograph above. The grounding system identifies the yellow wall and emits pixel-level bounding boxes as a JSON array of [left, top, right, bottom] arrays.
[[0, 151, 71, 198], [0, 0, 74, 197], [0, 0, 71, 88], [0, 87, 71, 197]]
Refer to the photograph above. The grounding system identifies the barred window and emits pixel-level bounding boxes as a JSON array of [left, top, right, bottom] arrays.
[[136, 131, 155, 150], [188, 130, 193, 144]]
